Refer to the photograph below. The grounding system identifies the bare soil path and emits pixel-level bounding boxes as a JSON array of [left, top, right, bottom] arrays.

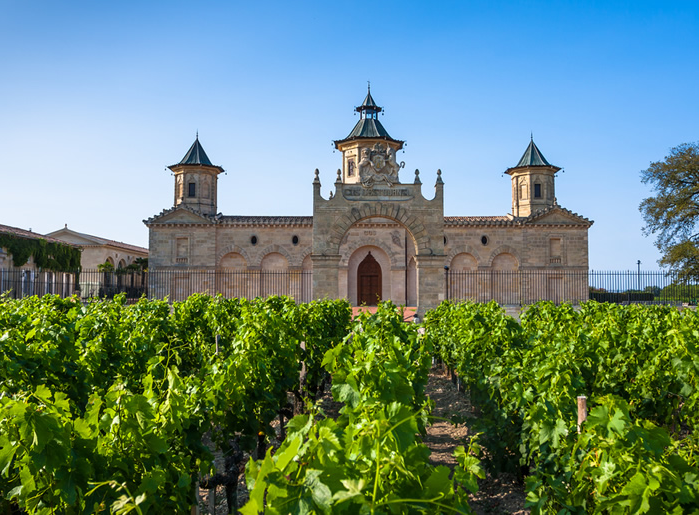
[[423, 366, 530, 515]]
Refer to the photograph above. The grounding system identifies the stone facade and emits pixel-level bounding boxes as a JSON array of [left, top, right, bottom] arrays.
[[145, 90, 592, 314], [46, 226, 148, 270]]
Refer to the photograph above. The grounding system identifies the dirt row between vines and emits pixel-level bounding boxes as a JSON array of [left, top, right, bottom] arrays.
[[198, 365, 529, 514], [423, 366, 529, 515]]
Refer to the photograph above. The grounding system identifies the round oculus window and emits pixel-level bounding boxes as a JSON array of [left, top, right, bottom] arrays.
[[251, 235, 258, 246], [481, 235, 488, 246], [292, 235, 299, 245]]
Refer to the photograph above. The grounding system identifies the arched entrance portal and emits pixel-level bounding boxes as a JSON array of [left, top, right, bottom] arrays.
[[357, 252, 382, 305]]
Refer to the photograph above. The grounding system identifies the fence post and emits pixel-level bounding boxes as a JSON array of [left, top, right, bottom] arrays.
[[577, 395, 587, 433], [444, 266, 450, 301]]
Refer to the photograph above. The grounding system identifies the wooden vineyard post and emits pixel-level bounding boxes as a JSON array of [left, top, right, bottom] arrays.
[[294, 341, 307, 416], [191, 483, 201, 514], [577, 395, 587, 433], [215, 334, 220, 354], [208, 486, 215, 514]]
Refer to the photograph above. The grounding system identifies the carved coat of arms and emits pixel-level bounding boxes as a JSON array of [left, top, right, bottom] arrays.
[[358, 143, 405, 188]]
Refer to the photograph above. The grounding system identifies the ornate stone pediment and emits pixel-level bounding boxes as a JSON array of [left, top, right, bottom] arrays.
[[358, 143, 405, 188], [144, 206, 215, 225], [523, 205, 593, 226]]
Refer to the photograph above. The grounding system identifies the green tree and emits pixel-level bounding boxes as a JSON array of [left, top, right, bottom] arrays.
[[640, 142, 699, 278]]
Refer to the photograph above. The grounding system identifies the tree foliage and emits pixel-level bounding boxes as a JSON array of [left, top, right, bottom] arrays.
[[640, 142, 699, 278]]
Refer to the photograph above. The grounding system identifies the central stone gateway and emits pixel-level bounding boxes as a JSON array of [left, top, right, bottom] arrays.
[[311, 87, 446, 316]]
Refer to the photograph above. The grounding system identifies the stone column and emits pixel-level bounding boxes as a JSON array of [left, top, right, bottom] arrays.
[[311, 254, 342, 301], [415, 254, 447, 317]]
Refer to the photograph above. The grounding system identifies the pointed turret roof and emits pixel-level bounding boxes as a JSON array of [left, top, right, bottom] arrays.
[[179, 136, 213, 166], [356, 86, 380, 112], [506, 138, 561, 173], [168, 136, 223, 172], [343, 117, 394, 140], [334, 86, 403, 149], [516, 138, 556, 168]]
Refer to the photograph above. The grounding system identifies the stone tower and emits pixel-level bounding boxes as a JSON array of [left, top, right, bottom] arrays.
[[334, 86, 405, 185], [506, 138, 560, 217], [168, 136, 224, 216]]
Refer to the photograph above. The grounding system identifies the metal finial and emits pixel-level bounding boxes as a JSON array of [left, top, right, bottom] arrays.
[[530, 132, 533, 141], [367, 80, 370, 92], [196, 130, 199, 139]]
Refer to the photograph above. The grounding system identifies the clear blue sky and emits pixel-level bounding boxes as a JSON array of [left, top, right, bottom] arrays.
[[2, 0, 698, 270]]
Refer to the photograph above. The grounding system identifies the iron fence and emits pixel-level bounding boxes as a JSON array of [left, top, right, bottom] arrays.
[[2, 267, 699, 306], [0, 268, 147, 301], [147, 269, 313, 303], [0, 268, 312, 303], [445, 269, 699, 305]]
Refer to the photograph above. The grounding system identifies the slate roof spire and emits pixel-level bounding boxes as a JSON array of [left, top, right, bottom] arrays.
[[514, 137, 556, 168], [334, 86, 404, 149], [178, 134, 214, 166], [356, 83, 381, 116]]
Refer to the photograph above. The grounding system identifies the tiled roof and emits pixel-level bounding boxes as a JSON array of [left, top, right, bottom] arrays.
[[144, 208, 313, 227], [220, 216, 313, 226], [444, 216, 516, 226], [445, 215, 512, 223], [57, 229, 148, 254], [146, 207, 591, 228], [0, 224, 80, 247], [445, 206, 593, 227]]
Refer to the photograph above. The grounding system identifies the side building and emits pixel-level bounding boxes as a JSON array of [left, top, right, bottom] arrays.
[[46, 225, 148, 269], [145, 89, 592, 312], [46, 226, 149, 299], [0, 223, 81, 297]]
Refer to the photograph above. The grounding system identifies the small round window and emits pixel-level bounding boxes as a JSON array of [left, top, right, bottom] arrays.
[[481, 235, 488, 246], [292, 235, 299, 246], [251, 235, 258, 246]]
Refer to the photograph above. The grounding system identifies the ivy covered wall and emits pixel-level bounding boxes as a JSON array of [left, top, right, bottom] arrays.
[[0, 234, 81, 271]]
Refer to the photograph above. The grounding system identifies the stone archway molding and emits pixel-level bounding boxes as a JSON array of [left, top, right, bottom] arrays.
[[326, 204, 428, 256], [252, 244, 294, 268], [216, 245, 252, 267], [339, 239, 400, 268], [486, 245, 521, 268], [298, 246, 313, 268], [445, 245, 482, 267]]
